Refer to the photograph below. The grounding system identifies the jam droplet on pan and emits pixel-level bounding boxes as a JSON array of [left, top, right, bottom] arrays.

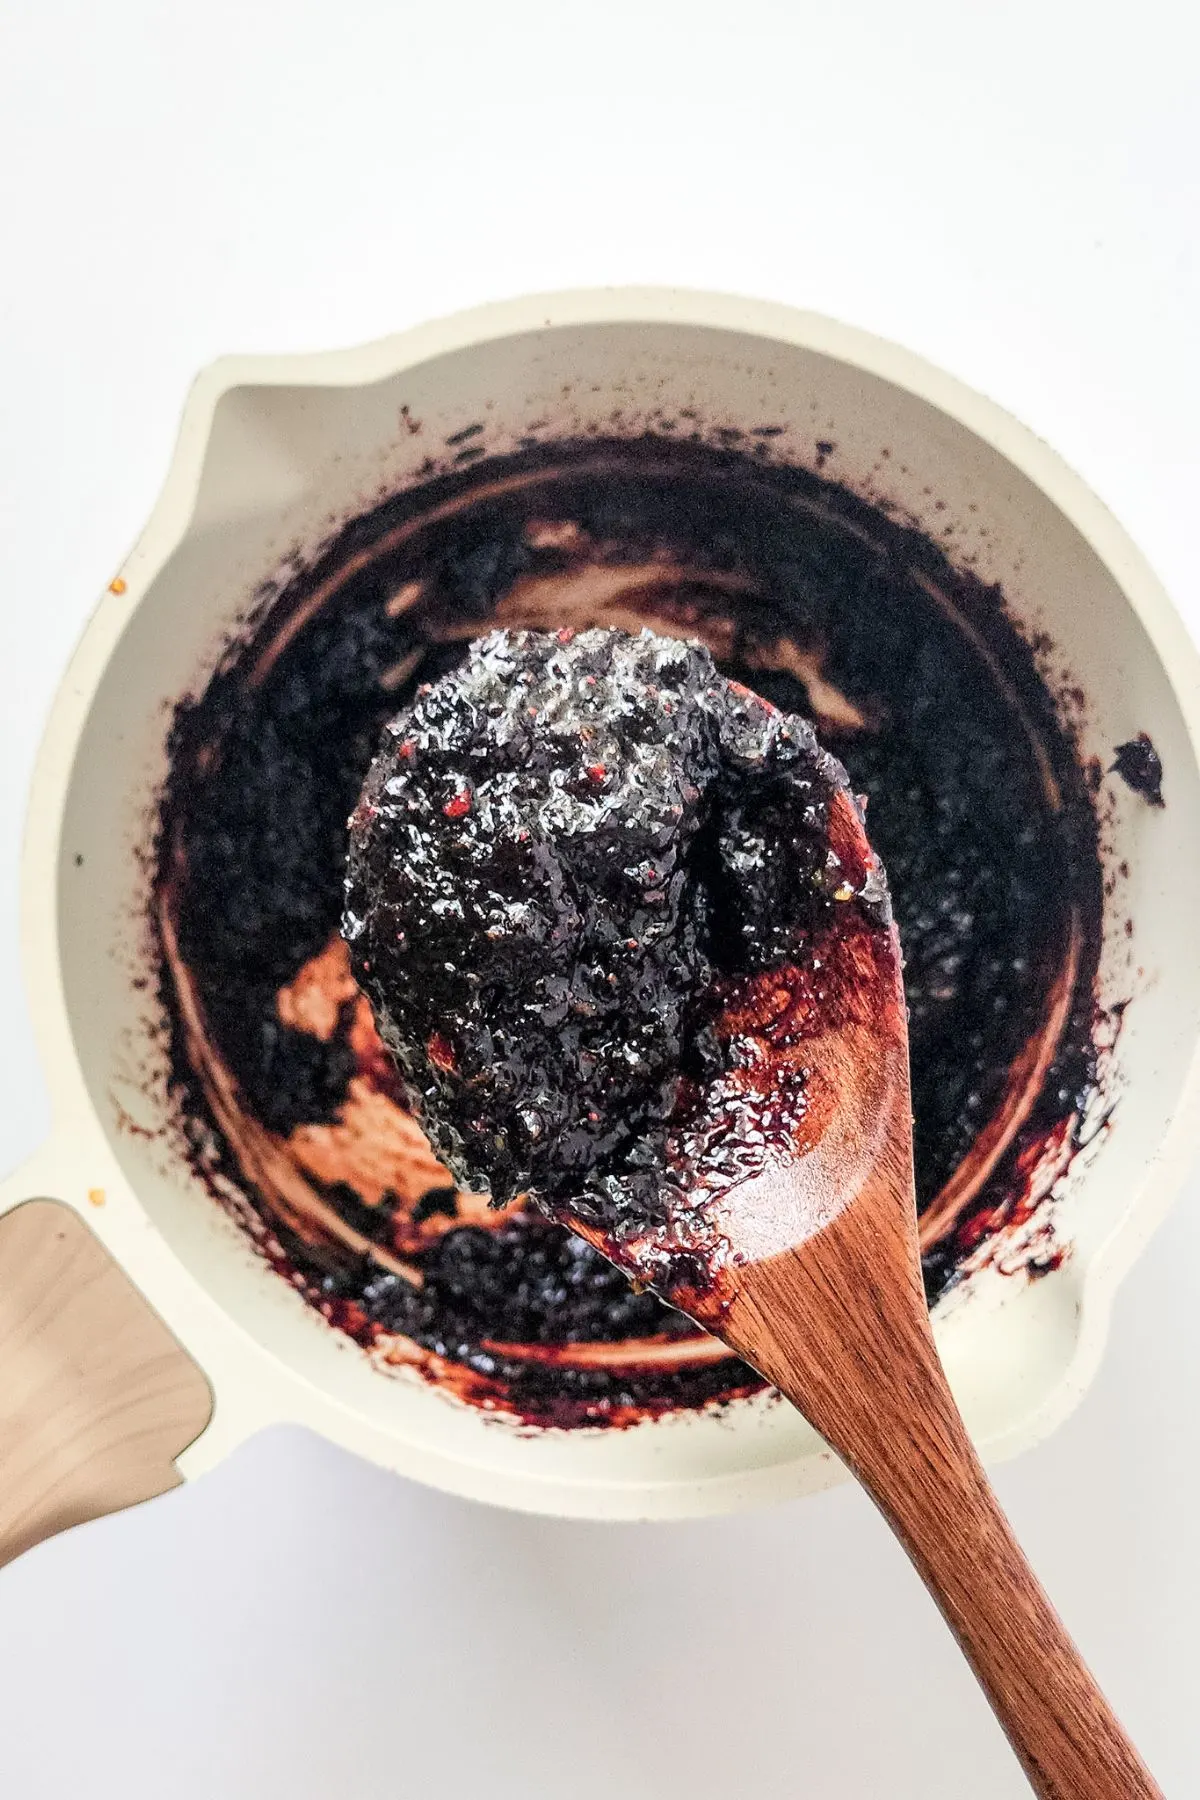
[[1111, 733, 1165, 807]]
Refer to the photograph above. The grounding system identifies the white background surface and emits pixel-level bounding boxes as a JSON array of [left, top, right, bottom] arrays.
[[1, 1, 1197, 1793]]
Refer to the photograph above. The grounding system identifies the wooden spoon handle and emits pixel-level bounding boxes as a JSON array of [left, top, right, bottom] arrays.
[[892, 1445, 1162, 1799], [728, 1249, 1162, 1799], [834, 1371, 1160, 1799]]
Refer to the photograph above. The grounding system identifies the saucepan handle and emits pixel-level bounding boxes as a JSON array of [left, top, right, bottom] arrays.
[[0, 1162, 213, 1569]]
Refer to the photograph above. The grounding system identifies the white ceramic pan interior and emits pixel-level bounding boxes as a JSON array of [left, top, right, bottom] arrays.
[[4, 289, 1200, 1521]]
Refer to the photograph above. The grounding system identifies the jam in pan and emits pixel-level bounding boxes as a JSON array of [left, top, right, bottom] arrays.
[[156, 435, 1104, 1427]]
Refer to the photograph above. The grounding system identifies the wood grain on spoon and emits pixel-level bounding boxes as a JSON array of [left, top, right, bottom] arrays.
[[567, 790, 1162, 1800]]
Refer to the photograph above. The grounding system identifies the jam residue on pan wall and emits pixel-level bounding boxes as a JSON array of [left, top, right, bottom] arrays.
[[155, 434, 1105, 1428], [1112, 733, 1165, 807]]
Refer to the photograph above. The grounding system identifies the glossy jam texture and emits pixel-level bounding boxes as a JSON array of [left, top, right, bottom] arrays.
[[344, 627, 863, 1236]]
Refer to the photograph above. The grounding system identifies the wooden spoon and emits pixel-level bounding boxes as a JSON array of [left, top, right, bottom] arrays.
[[553, 787, 1162, 1800]]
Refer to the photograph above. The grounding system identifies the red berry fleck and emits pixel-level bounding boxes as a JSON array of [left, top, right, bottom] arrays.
[[427, 1032, 457, 1073], [586, 762, 607, 784], [443, 788, 472, 819]]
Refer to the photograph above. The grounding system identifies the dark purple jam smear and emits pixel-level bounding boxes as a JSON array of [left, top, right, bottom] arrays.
[[157, 433, 1103, 1426], [344, 628, 873, 1238], [1112, 733, 1165, 807]]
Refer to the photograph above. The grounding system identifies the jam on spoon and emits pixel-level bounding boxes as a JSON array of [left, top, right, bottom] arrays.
[[344, 626, 884, 1280]]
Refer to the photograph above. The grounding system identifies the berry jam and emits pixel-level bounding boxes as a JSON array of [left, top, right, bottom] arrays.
[[156, 434, 1104, 1427], [1112, 733, 1165, 807], [345, 628, 883, 1249]]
